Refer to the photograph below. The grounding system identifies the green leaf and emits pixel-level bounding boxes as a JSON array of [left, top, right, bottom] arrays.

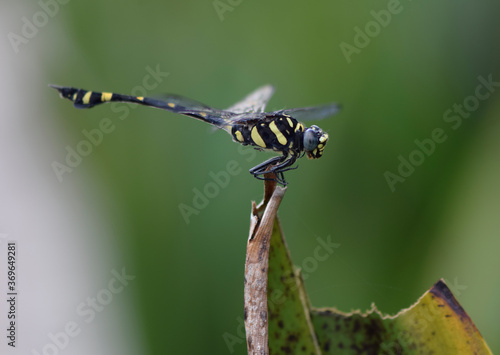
[[266, 217, 492, 354], [267, 217, 320, 354], [310, 279, 492, 354]]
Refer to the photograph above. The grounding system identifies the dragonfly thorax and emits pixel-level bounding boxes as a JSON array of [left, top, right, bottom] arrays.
[[303, 125, 328, 159]]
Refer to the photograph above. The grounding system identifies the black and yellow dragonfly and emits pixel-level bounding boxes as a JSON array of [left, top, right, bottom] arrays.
[[50, 84, 340, 185]]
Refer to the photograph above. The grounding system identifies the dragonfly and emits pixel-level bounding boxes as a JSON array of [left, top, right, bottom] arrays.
[[50, 84, 340, 185]]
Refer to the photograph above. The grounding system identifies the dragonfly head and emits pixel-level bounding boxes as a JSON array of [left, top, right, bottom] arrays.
[[303, 125, 328, 159]]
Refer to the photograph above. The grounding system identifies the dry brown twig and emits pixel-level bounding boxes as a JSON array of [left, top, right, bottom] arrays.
[[244, 172, 286, 355]]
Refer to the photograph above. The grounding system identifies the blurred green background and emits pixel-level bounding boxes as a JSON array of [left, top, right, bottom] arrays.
[[2, 0, 499, 353]]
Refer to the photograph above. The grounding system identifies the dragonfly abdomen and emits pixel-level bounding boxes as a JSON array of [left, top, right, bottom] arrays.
[[49, 85, 145, 109]]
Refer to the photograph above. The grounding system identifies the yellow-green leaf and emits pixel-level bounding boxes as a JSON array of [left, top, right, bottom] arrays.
[[267, 217, 321, 354], [310, 279, 492, 354]]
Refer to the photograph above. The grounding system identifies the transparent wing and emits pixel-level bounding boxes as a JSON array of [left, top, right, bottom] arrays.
[[225, 85, 275, 114], [110, 94, 235, 131], [227, 103, 341, 126], [281, 103, 341, 121], [151, 94, 226, 114], [223, 112, 268, 125], [148, 94, 237, 129]]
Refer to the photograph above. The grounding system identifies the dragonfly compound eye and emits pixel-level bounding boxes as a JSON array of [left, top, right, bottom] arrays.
[[304, 125, 328, 159]]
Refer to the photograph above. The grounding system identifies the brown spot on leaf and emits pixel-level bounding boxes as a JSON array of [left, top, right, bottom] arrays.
[[280, 345, 292, 354], [323, 340, 330, 351]]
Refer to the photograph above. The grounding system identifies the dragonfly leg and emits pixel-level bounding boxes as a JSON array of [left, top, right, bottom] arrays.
[[250, 156, 287, 185], [249, 156, 286, 175], [270, 156, 298, 185], [249, 155, 298, 186]]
